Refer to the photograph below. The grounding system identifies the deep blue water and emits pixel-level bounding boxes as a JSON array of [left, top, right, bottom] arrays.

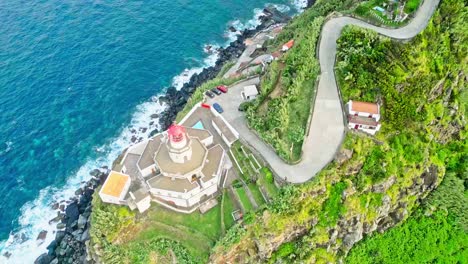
[[0, 0, 301, 261]]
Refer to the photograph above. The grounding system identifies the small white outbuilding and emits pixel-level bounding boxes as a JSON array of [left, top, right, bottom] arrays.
[[241, 85, 259, 100]]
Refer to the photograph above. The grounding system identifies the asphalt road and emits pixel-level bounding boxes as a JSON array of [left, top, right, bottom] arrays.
[[213, 0, 440, 183]]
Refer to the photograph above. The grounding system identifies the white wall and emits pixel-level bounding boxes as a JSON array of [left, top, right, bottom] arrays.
[[200, 135, 213, 146], [348, 122, 381, 135], [149, 180, 218, 208], [140, 164, 157, 177], [136, 196, 151, 213]]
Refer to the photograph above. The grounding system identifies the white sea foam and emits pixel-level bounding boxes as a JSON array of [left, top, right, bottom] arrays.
[[0, 101, 166, 263], [171, 48, 220, 90], [292, 0, 308, 11], [272, 4, 291, 13]]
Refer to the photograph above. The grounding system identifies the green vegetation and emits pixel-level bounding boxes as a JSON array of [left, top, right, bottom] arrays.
[[216, 60, 236, 78], [230, 141, 259, 181], [210, 0, 467, 262], [90, 198, 222, 263], [354, 0, 422, 26], [248, 182, 266, 206], [259, 167, 279, 198], [319, 181, 347, 226], [245, 0, 360, 162], [235, 186, 254, 212], [222, 190, 237, 229]]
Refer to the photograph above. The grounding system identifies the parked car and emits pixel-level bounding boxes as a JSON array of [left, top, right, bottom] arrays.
[[217, 85, 228, 93], [211, 88, 222, 95], [205, 90, 215, 98], [213, 103, 224, 113]]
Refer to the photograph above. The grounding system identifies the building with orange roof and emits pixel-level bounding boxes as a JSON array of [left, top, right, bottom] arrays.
[[282, 39, 294, 51], [99, 171, 131, 205], [346, 100, 382, 135]]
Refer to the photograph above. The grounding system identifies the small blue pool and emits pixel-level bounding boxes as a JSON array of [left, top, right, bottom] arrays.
[[192, 120, 204, 130]]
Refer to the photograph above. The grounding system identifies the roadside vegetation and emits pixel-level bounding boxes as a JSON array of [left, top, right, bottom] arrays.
[[353, 0, 422, 26], [244, 0, 357, 162], [210, 0, 467, 262]]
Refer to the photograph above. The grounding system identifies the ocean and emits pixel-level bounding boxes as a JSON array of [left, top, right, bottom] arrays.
[[0, 0, 305, 262]]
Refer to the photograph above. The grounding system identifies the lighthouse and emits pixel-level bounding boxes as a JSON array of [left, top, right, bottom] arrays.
[[166, 124, 193, 163]]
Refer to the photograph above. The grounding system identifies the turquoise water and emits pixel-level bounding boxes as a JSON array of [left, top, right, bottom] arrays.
[[0, 0, 303, 261], [192, 121, 205, 130]]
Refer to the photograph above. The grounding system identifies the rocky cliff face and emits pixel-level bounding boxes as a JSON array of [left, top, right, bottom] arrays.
[[210, 152, 442, 264]]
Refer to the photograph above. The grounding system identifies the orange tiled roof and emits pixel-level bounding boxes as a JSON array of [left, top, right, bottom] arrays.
[[351, 101, 379, 114], [283, 39, 294, 49], [101, 171, 130, 197]]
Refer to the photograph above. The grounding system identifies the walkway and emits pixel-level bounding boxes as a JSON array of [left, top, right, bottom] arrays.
[[211, 0, 440, 183]]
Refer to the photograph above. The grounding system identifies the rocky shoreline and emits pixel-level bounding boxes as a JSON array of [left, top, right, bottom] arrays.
[[155, 6, 290, 132], [32, 7, 291, 264]]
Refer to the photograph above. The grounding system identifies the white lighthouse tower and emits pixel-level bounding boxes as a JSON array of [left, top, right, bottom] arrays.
[[166, 124, 193, 163]]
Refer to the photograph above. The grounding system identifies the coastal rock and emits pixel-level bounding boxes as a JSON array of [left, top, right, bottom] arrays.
[[51, 202, 59, 210], [47, 240, 57, 255], [77, 215, 87, 229], [229, 26, 237, 32], [89, 169, 100, 177], [80, 229, 90, 242], [56, 223, 65, 230], [3, 251, 11, 259], [65, 202, 80, 229], [36, 230, 48, 244]]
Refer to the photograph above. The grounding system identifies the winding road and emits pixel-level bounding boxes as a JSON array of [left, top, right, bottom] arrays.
[[213, 0, 440, 183]]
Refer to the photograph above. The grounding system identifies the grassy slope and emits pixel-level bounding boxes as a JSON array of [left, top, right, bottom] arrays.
[[245, 0, 357, 162], [210, 0, 467, 262]]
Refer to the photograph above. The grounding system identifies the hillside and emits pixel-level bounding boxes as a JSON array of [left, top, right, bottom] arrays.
[[209, 0, 467, 262]]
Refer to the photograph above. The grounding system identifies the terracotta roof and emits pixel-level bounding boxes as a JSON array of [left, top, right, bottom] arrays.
[[101, 171, 130, 198], [351, 101, 379, 114], [283, 39, 294, 49]]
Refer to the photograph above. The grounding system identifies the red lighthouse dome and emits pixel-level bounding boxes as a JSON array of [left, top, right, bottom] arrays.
[[167, 124, 186, 142]]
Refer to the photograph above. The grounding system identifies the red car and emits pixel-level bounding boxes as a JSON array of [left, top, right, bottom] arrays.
[[217, 85, 228, 93]]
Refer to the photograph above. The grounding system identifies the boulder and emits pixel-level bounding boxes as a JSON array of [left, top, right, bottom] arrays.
[[89, 169, 100, 177], [34, 253, 53, 264], [47, 240, 57, 256], [65, 202, 80, 227], [36, 230, 48, 244], [335, 148, 353, 165], [56, 223, 65, 230], [79, 229, 90, 242], [77, 215, 87, 229]]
